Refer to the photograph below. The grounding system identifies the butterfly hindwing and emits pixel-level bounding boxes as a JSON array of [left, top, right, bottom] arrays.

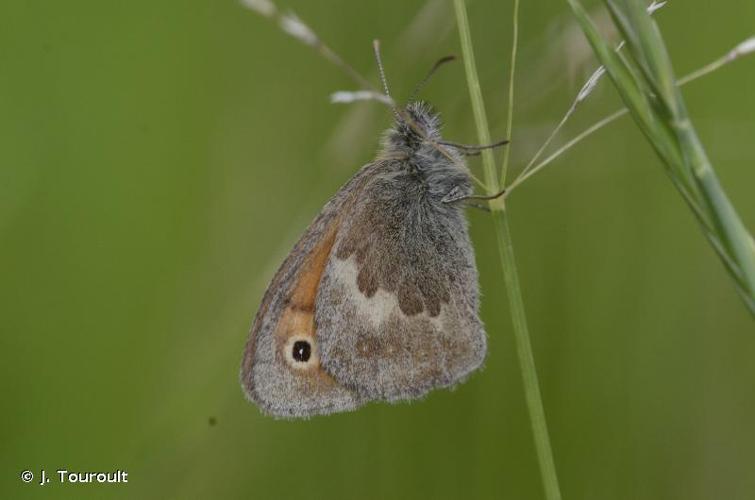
[[315, 158, 487, 401]]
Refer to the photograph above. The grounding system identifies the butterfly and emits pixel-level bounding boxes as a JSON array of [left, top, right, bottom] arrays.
[[240, 52, 507, 418]]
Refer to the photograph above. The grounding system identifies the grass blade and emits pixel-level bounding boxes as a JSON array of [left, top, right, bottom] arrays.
[[567, 0, 755, 313]]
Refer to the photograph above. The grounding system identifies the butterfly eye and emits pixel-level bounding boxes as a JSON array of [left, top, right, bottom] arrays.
[[292, 340, 311, 362]]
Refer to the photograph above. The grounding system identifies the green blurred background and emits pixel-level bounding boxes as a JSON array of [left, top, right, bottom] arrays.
[[1, 0, 754, 498]]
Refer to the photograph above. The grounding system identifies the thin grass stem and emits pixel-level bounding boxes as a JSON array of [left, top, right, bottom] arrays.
[[499, 0, 520, 185], [506, 37, 755, 195], [513, 2, 665, 186], [452, 0, 499, 195], [510, 108, 626, 190], [453, 1, 562, 499]]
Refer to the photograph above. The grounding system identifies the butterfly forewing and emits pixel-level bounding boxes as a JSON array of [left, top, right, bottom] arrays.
[[241, 162, 382, 418]]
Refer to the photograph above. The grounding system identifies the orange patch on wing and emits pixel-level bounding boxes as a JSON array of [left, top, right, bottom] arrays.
[[275, 220, 340, 375], [289, 222, 339, 311]]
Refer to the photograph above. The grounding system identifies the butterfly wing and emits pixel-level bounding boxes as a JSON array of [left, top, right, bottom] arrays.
[[315, 161, 487, 402], [242, 158, 486, 417], [240, 162, 383, 418]]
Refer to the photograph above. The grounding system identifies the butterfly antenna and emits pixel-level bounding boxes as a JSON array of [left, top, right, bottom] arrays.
[[372, 40, 400, 118], [408, 55, 456, 103]]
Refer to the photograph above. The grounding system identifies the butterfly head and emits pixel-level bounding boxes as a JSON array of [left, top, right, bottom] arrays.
[[380, 101, 456, 161]]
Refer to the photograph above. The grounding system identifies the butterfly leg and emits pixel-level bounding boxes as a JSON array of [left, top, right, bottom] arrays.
[[462, 201, 491, 212], [442, 185, 507, 205], [441, 186, 469, 204], [438, 138, 509, 154]]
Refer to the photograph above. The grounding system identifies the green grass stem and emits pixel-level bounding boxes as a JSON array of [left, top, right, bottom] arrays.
[[499, 0, 520, 185], [453, 1, 563, 499]]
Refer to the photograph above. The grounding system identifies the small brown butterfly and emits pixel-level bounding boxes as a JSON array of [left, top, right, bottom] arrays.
[[241, 50, 506, 418]]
